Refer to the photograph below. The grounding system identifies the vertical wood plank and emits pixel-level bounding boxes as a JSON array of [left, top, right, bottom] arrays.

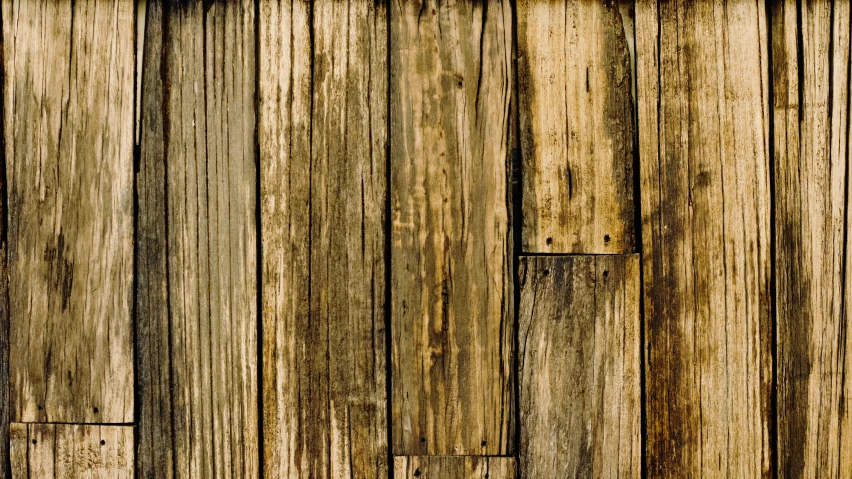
[[517, 255, 640, 478], [136, 1, 258, 477], [9, 424, 133, 479], [4, 0, 135, 423], [636, 0, 773, 477], [394, 456, 516, 479], [518, 0, 635, 254], [771, 1, 852, 477], [390, 0, 514, 456], [259, 0, 389, 477]]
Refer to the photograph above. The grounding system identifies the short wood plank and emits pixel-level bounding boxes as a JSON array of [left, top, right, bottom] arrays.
[[394, 457, 516, 479], [9, 423, 133, 478], [636, 0, 773, 477], [518, 255, 640, 478], [136, 1, 258, 477], [259, 0, 389, 477], [771, 1, 852, 477], [4, 0, 134, 423], [518, 0, 635, 254], [390, 0, 514, 455]]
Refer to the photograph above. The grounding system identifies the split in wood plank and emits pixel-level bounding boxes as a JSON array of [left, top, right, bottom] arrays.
[[394, 456, 516, 479]]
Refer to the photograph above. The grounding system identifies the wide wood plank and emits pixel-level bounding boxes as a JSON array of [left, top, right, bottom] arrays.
[[771, 1, 852, 477], [259, 0, 389, 477], [9, 423, 133, 479], [635, 0, 773, 477], [518, 255, 640, 478], [394, 457, 516, 479], [518, 0, 635, 254], [390, 0, 514, 456], [4, 0, 134, 423], [136, 1, 258, 477]]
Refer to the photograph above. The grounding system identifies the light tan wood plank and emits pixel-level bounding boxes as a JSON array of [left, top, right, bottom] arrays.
[[518, 255, 640, 478], [390, 0, 514, 456], [4, 0, 134, 423], [394, 456, 516, 479], [518, 0, 635, 254]]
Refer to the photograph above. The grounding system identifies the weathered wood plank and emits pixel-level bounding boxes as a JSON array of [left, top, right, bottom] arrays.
[[259, 0, 389, 477], [136, 1, 258, 477], [394, 456, 516, 479], [636, 0, 773, 477], [518, 0, 635, 254], [9, 423, 133, 479], [0, 247, 8, 479], [390, 0, 514, 456], [4, 0, 134, 423], [771, 1, 852, 477], [518, 255, 640, 478]]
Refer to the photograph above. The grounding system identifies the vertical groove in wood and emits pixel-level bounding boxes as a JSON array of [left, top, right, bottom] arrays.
[[259, 0, 389, 477], [4, 0, 135, 424], [390, 0, 514, 456], [636, 0, 773, 477], [393, 456, 517, 479]]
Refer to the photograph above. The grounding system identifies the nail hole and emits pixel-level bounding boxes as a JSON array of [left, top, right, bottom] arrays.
[[485, 475, 490, 479], [420, 437, 426, 443], [458, 80, 463, 87], [603, 270, 609, 278], [37, 405, 43, 411], [100, 440, 105, 446], [31, 439, 37, 445], [545, 237, 553, 246], [93, 407, 99, 414], [414, 468, 422, 477], [481, 440, 487, 447], [603, 234, 611, 243], [542, 269, 550, 277]]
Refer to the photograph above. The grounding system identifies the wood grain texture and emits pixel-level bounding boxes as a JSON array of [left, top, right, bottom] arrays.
[[518, 255, 640, 479], [4, 0, 134, 423], [394, 456, 516, 479], [390, 0, 514, 456], [518, 0, 635, 254], [136, 1, 258, 477], [771, 1, 852, 477], [259, 0, 389, 477], [9, 423, 133, 478], [636, 0, 773, 477], [1, 247, 8, 479]]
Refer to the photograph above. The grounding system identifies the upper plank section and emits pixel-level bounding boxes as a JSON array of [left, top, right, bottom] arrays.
[[519, 0, 635, 254], [391, 0, 514, 456], [636, 0, 773, 477], [4, 0, 135, 423], [394, 457, 516, 479]]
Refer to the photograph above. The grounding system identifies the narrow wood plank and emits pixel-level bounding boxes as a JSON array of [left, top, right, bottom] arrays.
[[136, 1, 258, 477], [771, 1, 852, 477], [636, 0, 773, 477], [259, 0, 389, 477], [4, 0, 134, 423], [394, 457, 516, 479], [9, 423, 133, 479], [518, 0, 635, 254], [518, 255, 640, 478], [390, 0, 514, 456]]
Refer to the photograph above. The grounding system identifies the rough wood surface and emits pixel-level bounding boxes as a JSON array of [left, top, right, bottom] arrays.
[[518, 255, 640, 479], [518, 0, 635, 254], [1, 249, 10, 479], [771, 1, 852, 477], [4, 0, 135, 423], [636, 0, 773, 477], [136, 1, 258, 477], [394, 456, 516, 479], [390, 0, 514, 456], [9, 423, 133, 478], [259, 0, 389, 477]]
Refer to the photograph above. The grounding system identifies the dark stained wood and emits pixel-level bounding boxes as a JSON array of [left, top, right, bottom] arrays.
[[771, 1, 852, 477], [390, 0, 514, 456], [4, 0, 135, 423], [518, 0, 635, 254], [136, 1, 258, 477], [0, 248, 9, 479], [636, 0, 773, 476], [259, 0, 389, 477], [518, 255, 640, 479], [394, 456, 516, 479]]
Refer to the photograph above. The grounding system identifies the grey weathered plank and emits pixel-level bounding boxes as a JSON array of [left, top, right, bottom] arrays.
[[10, 423, 133, 479], [394, 456, 516, 479], [390, 0, 514, 456], [4, 0, 135, 423], [771, 1, 852, 477], [518, 255, 640, 479], [136, 1, 258, 477], [259, 0, 389, 477], [636, 0, 773, 477], [518, 0, 635, 254]]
